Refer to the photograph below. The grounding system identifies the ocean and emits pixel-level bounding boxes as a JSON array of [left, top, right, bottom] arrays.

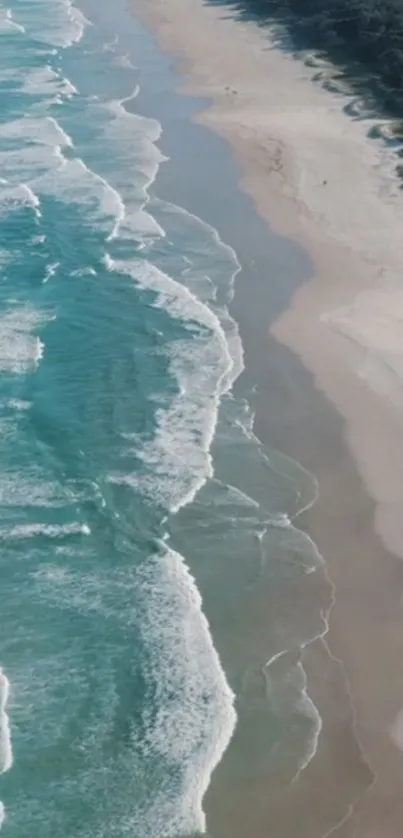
[[0, 1, 328, 835]]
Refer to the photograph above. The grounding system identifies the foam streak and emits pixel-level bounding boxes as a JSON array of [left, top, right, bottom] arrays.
[[0, 668, 12, 833]]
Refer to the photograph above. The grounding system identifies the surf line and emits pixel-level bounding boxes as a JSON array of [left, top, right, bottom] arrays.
[[0, 667, 12, 832]]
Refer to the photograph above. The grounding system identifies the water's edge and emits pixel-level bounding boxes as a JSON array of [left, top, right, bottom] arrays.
[[0, 2, 339, 835]]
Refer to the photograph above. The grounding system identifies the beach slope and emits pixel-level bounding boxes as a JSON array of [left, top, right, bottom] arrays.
[[132, 1, 403, 835]]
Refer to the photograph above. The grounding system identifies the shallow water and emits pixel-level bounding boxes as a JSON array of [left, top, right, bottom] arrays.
[[0, 2, 327, 835]]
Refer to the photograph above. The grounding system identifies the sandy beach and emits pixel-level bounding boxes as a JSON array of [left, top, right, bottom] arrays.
[[131, 1, 403, 836]]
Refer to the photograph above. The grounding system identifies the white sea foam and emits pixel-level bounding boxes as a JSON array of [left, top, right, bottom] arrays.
[[0, 307, 46, 374], [0, 108, 132, 235], [0, 6, 25, 33], [38, 156, 126, 232], [70, 266, 97, 277], [43, 262, 60, 283], [21, 66, 78, 100], [0, 115, 72, 148], [32, 563, 115, 619], [64, 1, 90, 46], [0, 472, 70, 508], [292, 660, 322, 781], [261, 515, 331, 780], [105, 256, 236, 511], [30, 540, 235, 838], [0, 522, 90, 540], [0, 115, 72, 194], [105, 93, 162, 185], [1, 52, 165, 257], [151, 197, 244, 375], [0, 670, 12, 774], [53, 86, 162, 246], [0, 11, 249, 829], [0, 667, 12, 832], [214, 479, 261, 510], [132, 544, 236, 836], [0, 680, 11, 773], [153, 197, 241, 305], [104, 200, 244, 520], [0, 145, 62, 187], [100, 96, 244, 516], [115, 52, 137, 72], [15, 0, 89, 48], [265, 650, 322, 781], [0, 249, 12, 268], [21, 184, 42, 217], [102, 33, 119, 53], [4, 398, 31, 411], [0, 181, 41, 217], [99, 93, 165, 241]]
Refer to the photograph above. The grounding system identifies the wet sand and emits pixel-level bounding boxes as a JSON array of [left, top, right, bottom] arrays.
[[131, 1, 403, 836]]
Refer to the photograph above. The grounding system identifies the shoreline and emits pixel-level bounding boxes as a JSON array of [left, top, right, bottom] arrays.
[[130, 1, 403, 836], [132, 0, 403, 557]]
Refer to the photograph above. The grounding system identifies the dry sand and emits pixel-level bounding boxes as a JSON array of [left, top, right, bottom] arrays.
[[132, 1, 403, 835]]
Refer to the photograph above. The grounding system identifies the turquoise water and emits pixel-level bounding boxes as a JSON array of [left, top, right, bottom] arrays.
[[0, 2, 329, 835]]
